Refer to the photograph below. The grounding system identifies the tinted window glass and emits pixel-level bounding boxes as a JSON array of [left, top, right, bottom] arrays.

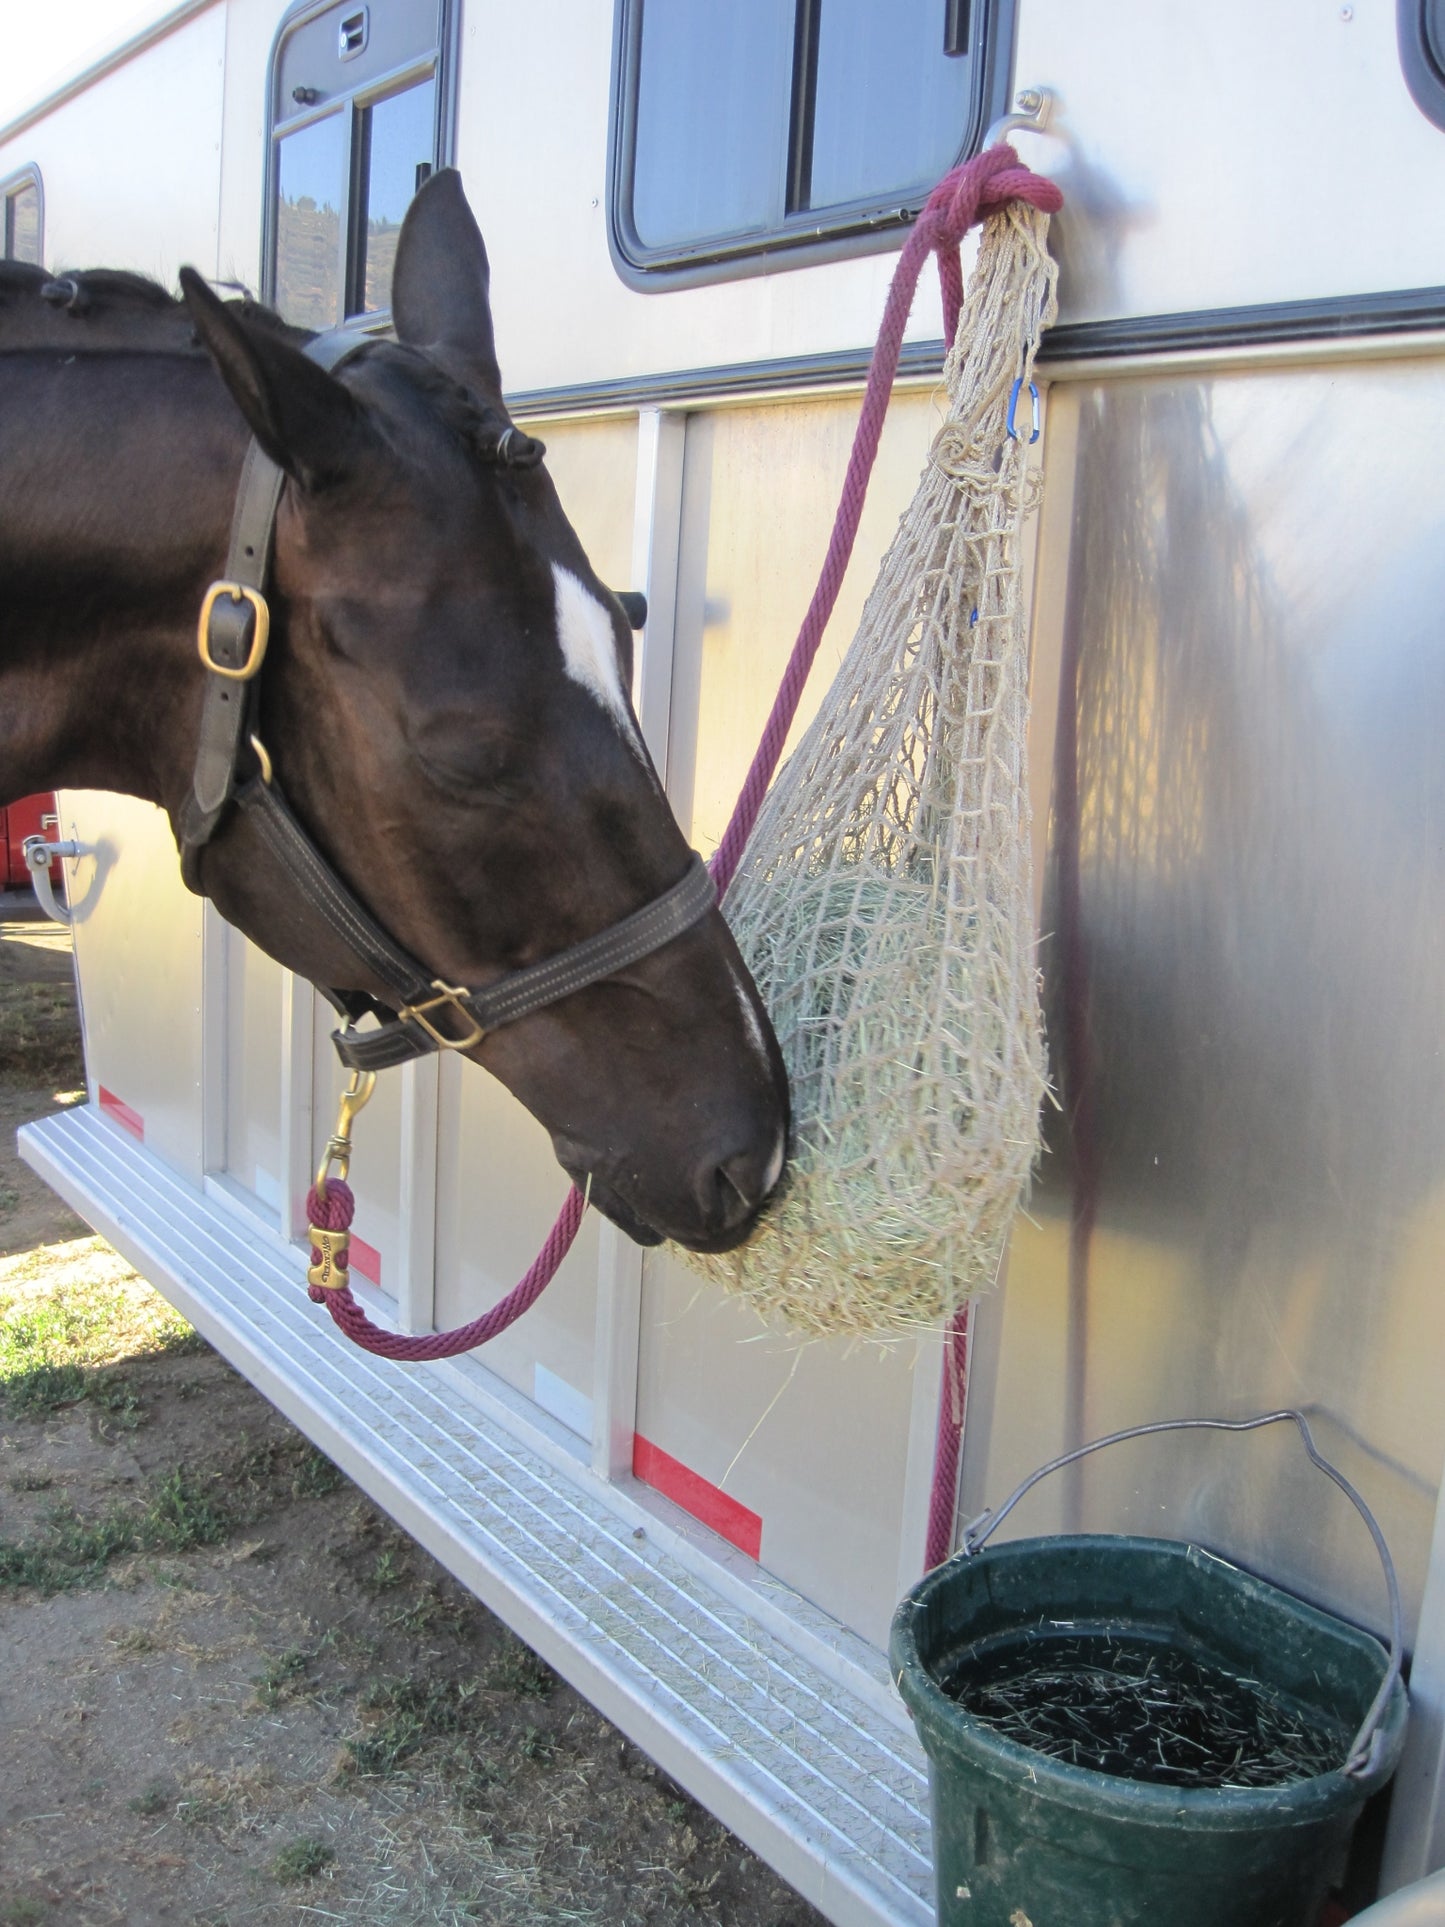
[[5, 183, 41, 263], [632, 0, 793, 248], [807, 0, 974, 211], [276, 113, 345, 328], [358, 78, 436, 314]]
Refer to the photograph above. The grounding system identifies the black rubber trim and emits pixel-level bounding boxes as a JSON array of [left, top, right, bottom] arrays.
[[1399, 0, 1445, 131], [507, 338, 952, 421], [1038, 285, 1445, 363], [505, 285, 1445, 423]]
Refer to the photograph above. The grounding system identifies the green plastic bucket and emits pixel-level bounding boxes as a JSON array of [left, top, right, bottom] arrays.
[[890, 1413, 1408, 1927]]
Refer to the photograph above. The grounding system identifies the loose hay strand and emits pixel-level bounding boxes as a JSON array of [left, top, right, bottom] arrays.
[[684, 203, 1058, 1337]]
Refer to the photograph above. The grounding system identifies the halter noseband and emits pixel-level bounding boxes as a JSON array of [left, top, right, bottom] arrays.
[[176, 327, 715, 1075]]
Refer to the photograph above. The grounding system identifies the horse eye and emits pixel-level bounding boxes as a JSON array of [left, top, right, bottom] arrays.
[[413, 727, 523, 803]]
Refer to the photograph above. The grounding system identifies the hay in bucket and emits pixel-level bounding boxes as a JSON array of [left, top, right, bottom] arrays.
[[942, 1630, 1350, 1791], [687, 201, 1058, 1337]]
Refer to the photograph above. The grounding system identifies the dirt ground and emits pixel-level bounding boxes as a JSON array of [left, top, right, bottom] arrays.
[[0, 906, 824, 1927]]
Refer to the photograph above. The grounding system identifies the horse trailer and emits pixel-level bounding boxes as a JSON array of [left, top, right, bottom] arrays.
[[5, 3, 1445, 1919]]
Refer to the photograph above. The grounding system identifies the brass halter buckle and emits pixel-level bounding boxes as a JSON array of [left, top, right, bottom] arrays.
[[399, 981, 486, 1052], [197, 581, 271, 680], [314, 1067, 377, 1201]]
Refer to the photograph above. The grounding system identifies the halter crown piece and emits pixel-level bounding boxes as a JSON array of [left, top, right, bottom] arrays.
[[177, 325, 716, 1077]]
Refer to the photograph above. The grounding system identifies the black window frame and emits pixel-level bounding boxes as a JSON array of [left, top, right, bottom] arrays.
[[1, 165, 44, 265], [263, 0, 459, 331], [1399, 0, 1445, 131], [607, 0, 1017, 291]]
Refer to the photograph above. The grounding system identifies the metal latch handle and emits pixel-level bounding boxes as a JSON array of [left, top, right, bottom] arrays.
[[21, 834, 82, 926], [958, 1410, 1403, 1781]]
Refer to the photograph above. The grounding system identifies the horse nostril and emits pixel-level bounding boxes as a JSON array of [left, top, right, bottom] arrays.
[[708, 1135, 786, 1233]]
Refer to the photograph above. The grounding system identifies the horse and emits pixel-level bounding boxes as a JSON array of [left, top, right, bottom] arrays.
[[0, 170, 788, 1254]]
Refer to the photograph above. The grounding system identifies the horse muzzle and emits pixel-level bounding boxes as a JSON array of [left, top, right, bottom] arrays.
[[557, 1118, 788, 1254]]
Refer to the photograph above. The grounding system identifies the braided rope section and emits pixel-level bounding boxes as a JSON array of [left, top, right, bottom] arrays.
[[689, 172, 1061, 1337], [306, 1178, 586, 1360]]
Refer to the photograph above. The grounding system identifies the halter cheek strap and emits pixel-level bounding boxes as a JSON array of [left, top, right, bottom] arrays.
[[177, 326, 715, 1071]]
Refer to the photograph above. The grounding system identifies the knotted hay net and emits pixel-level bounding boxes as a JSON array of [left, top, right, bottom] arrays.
[[690, 201, 1058, 1337]]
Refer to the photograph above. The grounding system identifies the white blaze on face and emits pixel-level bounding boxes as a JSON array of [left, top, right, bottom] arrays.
[[552, 562, 640, 751]]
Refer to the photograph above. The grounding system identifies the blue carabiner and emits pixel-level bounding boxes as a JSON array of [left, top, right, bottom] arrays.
[[1006, 377, 1041, 445]]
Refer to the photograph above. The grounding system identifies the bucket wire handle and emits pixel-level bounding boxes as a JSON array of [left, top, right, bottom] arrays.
[[957, 1410, 1402, 1780]]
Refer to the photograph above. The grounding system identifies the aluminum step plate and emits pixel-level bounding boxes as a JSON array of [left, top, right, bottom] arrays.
[[20, 1105, 934, 1927]]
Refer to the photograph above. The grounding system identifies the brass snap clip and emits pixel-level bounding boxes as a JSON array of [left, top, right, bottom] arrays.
[[314, 1066, 377, 1202]]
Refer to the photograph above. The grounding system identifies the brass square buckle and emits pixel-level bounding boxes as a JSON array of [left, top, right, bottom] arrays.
[[400, 981, 486, 1052], [197, 581, 271, 681]]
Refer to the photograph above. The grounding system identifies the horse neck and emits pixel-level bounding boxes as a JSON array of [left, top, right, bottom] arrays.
[[0, 349, 247, 812]]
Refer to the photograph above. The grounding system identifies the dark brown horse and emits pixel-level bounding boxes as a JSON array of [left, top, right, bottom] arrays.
[[0, 171, 787, 1252]]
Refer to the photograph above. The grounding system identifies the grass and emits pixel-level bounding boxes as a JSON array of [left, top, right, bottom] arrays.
[[0, 1433, 347, 1595], [0, 977, 85, 1086], [129, 1778, 174, 1817], [253, 1647, 313, 1708], [0, 1899, 50, 1926], [343, 1675, 482, 1777], [271, 1836, 336, 1883], [0, 1248, 205, 1418], [486, 1633, 557, 1701]]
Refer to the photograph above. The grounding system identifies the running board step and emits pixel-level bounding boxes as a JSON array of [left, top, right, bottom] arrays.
[[19, 1106, 934, 1927]]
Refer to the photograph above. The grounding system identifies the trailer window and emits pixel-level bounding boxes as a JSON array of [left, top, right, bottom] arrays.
[[1399, 0, 1445, 132], [2, 168, 43, 265], [266, 0, 454, 329], [611, 0, 1009, 285]]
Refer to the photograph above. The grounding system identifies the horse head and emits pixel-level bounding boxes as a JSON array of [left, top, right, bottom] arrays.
[[178, 172, 787, 1252]]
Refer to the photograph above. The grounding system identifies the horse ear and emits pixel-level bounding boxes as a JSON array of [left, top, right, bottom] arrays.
[[179, 268, 368, 490], [390, 168, 503, 395]]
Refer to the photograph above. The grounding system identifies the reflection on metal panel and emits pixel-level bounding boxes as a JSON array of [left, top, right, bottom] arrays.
[[975, 355, 1445, 1644], [637, 1256, 926, 1644], [432, 1053, 600, 1427], [59, 792, 204, 1185], [223, 932, 283, 1221], [638, 391, 956, 1645], [516, 414, 640, 598], [668, 387, 948, 857]]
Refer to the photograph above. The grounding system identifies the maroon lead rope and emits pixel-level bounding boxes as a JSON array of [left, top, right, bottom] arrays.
[[306, 134, 1064, 1557]]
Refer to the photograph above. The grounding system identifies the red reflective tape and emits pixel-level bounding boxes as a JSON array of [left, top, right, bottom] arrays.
[[348, 1235, 380, 1285], [632, 1434, 762, 1560], [98, 1087, 143, 1141]]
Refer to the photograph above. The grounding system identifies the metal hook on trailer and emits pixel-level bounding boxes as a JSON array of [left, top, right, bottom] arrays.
[[984, 85, 1056, 153], [21, 831, 83, 926]]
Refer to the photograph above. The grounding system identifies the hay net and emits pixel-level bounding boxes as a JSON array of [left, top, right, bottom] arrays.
[[690, 201, 1059, 1338]]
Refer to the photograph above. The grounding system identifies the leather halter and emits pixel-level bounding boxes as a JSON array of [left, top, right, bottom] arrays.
[[177, 328, 715, 1075]]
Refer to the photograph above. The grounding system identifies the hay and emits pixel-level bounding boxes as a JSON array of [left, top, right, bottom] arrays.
[[687, 202, 1058, 1336], [943, 1632, 1348, 1791]]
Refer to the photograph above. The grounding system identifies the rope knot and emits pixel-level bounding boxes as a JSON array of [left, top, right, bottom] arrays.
[[307, 1178, 355, 1232]]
